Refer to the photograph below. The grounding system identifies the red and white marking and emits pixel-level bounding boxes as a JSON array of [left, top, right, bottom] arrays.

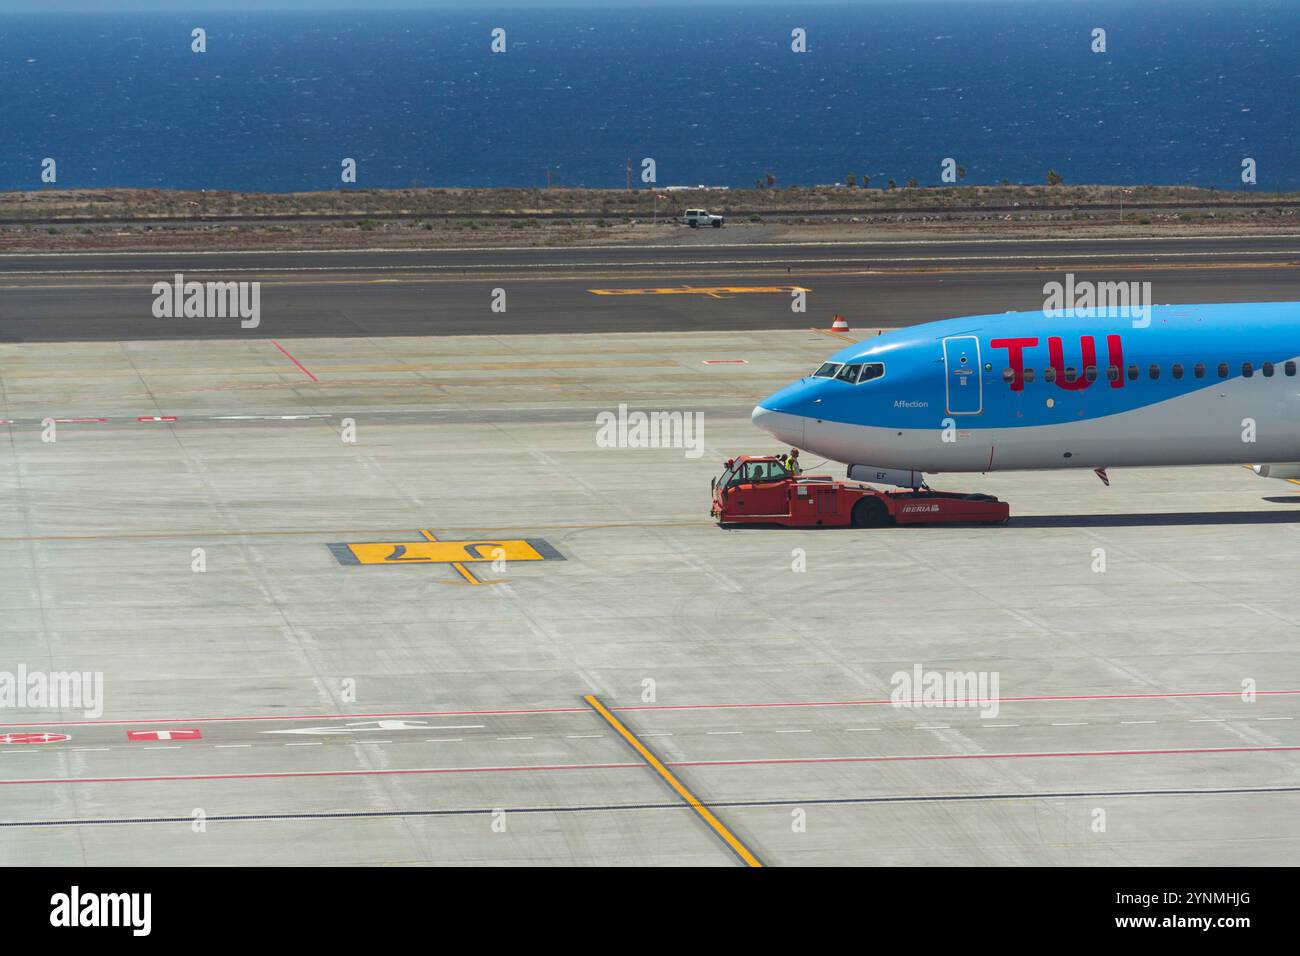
[[126, 729, 202, 742], [137, 416, 179, 423], [0, 732, 70, 744], [50, 418, 107, 424]]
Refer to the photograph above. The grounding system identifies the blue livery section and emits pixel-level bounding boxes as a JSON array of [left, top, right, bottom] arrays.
[[759, 302, 1300, 431]]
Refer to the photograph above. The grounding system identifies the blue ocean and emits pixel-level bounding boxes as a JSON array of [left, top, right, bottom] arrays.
[[1, 1, 1297, 192]]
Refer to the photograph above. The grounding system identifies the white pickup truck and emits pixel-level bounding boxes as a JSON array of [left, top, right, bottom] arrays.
[[681, 208, 724, 228]]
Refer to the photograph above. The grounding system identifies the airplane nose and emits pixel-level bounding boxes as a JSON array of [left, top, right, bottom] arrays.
[[751, 403, 805, 446]]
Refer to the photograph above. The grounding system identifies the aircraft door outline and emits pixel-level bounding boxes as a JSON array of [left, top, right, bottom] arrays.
[[943, 335, 983, 415]]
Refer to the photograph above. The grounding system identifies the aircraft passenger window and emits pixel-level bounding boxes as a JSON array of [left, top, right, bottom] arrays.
[[1083, 366, 1097, 382], [1002, 368, 1015, 384], [1149, 364, 1160, 380], [1172, 364, 1184, 380], [1127, 365, 1140, 381], [835, 364, 860, 383], [1243, 362, 1254, 378], [1044, 367, 1057, 383], [1263, 362, 1275, 377], [1194, 363, 1206, 379], [1217, 363, 1229, 378], [1288, 362, 1297, 377], [858, 363, 885, 383], [1064, 367, 1078, 383], [1107, 365, 1120, 382], [1023, 368, 1036, 384]]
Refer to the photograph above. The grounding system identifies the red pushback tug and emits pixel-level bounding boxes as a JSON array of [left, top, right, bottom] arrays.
[[711, 455, 1009, 527]]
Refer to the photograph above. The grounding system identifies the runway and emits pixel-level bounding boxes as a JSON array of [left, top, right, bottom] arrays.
[[3, 234, 1300, 341], [4, 325, 1300, 865]]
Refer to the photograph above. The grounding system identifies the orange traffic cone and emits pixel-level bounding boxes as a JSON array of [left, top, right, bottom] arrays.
[[830, 314, 850, 332]]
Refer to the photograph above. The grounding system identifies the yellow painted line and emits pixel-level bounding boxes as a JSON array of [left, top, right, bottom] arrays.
[[589, 285, 809, 298], [451, 562, 481, 585], [583, 694, 763, 868], [420, 529, 481, 584], [810, 327, 859, 343], [5, 258, 1300, 292], [1239, 464, 1300, 486]]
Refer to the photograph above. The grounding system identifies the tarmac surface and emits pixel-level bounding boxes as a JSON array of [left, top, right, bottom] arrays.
[[3, 321, 1300, 865], [4, 233, 1300, 340]]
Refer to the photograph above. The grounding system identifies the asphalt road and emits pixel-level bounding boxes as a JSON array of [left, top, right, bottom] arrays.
[[2, 234, 1299, 341]]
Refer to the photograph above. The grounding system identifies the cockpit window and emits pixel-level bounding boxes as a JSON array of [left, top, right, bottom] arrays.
[[814, 361, 885, 383], [830, 362, 886, 384]]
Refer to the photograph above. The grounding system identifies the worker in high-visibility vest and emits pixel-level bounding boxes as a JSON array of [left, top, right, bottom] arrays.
[[782, 448, 801, 476]]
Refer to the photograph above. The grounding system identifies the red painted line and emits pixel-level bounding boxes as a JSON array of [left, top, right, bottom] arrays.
[[0, 761, 641, 786], [1, 689, 1296, 730], [50, 418, 107, 424], [703, 359, 748, 365], [6, 743, 1299, 788], [271, 340, 319, 382], [137, 416, 178, 423], [675, 744, 1300, 769], [614, 689, 1300, 713]]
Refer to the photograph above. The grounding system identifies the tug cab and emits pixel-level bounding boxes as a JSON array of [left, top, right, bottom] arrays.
[[713, 456, 798, 517]]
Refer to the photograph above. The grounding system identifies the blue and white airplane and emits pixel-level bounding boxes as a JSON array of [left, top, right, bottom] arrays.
[[751, 302, 1300, 486]]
